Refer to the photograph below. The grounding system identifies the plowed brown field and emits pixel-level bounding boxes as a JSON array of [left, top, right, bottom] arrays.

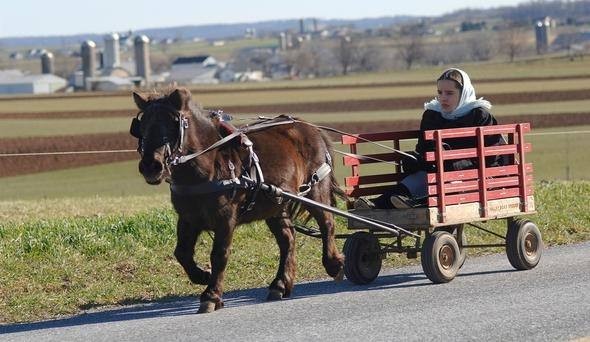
[[1, 133, 137, 177], [1, 113, 589, 178]]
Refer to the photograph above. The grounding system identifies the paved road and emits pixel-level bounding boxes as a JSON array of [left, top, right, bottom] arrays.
[[2, 242, 589, 342]]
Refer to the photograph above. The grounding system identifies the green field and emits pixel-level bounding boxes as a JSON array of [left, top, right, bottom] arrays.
[[0, 117, 133, 137], [0, 160, 168, 200]]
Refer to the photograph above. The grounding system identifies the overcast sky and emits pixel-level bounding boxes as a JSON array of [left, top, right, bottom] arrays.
[[1, 0, 528, 38]]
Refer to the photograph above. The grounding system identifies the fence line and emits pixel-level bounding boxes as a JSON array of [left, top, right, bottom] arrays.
[[1, 130, 589, 158], [528, 130, 590, 136], [0, 150, 136, 157]]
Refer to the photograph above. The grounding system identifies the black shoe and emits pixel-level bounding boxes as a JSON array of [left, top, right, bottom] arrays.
[[390, 195, 424, 209], [353, 197, 375, 209]]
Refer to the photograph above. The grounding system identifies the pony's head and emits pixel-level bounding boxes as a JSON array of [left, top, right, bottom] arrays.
[[130, 88, 191, 185]]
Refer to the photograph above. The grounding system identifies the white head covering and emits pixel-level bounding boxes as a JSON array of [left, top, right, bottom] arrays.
[[424, 68, 492, 120]]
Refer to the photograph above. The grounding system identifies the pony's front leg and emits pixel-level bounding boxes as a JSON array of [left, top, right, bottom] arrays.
[[174, 218, 210, 285], [198, 222, 235, 314], [266, 215, 296, 300]]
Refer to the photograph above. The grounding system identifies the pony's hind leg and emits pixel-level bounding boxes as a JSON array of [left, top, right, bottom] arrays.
[[174, 218, 211, 285], [307, 207, 345, 280], [266, 214, 296, 300]]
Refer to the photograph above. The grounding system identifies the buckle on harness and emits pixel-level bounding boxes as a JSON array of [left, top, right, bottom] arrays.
[[298, 162, 332, 196]]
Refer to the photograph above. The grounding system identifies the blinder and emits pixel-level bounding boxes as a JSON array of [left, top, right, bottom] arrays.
[[130, 117, 142, 139]]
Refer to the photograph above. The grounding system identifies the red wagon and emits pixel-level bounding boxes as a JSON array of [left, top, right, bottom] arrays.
[[339, 122, 542, 284]]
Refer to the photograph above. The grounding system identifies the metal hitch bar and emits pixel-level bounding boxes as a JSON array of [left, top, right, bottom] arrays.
[[260, 183, 419, 238]]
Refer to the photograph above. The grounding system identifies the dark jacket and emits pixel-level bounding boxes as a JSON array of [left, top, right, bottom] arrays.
[[404, 107, 504, 172]]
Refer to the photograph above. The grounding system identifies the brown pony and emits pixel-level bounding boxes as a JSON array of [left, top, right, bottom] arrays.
[[131, 88, 345, 313]]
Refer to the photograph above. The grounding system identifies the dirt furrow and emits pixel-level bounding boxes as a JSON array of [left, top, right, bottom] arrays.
[[1, 89, 589, 119]]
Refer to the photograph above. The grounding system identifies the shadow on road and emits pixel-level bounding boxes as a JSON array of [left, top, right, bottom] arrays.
[[0, 271, 428, 334], [1, 267, 516, 335]]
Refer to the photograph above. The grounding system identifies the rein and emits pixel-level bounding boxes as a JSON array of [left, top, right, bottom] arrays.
[[169, 115, 297, 166]]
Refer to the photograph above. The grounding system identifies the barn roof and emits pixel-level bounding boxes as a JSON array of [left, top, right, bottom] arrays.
[[172, 55, 211, 65]]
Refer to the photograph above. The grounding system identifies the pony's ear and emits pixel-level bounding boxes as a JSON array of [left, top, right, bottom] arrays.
[[169, 88, 192, 111], [133, 92, 148, 110]]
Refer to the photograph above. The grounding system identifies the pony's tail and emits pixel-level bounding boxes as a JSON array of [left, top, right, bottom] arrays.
[[321, 129, 347, 208], [329, 169, 347, 207]]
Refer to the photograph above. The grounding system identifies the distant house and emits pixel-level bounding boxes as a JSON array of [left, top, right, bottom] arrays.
[[167, 55, 219, 84], [0, 72, 67, 94]]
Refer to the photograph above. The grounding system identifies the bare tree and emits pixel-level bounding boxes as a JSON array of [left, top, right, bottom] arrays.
[[499, 26, 528, 62], [398, 33, 424, 70], [466, 32, 496, 61], [333, 36, 357, 75], [231, 48, 275, 75], [356, 45, 385, 72], [285, 41, 332, 77]]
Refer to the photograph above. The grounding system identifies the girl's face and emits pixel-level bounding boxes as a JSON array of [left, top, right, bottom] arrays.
[[437, 79, 461, 113]]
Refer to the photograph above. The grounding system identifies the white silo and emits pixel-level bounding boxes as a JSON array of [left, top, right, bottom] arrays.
[[81, 40, 97, 90], [279, 32, 287, 51], [104, 33, 121, 70], [134, 35, 151, 85]]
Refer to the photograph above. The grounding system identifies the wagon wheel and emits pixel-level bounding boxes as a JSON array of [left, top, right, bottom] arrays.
[[343, 232, 382, 285], [421, 231, 461, 283], [438, 225, 467, 269], [506, 218, 543, 270]]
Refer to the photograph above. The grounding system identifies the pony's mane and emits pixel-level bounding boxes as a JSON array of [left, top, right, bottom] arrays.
[[139, 87, 207, 119]]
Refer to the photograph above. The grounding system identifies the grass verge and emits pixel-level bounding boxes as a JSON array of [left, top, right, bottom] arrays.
[[0, 181, 588, 324]]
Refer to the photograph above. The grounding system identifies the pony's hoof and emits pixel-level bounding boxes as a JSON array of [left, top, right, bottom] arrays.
[[197, 300, 222, 314], [266, 289, 284, 301], [334, 269, 345, 282]]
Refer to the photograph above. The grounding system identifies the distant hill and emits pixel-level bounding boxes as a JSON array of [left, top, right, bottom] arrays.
[[3, 0, 589, 50], [0, 16, 414, 49]]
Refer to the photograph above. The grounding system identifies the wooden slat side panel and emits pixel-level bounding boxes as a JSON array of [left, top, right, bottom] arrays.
[[427, 169, 477, 183], [345, 173, 406, 187], [423, 123, 531, 140], [427, 175, 534, 195], [341, 130, 420, 145], [343, 152, 405, 166], [428, 187, 534, 206], [426, 163, 533, 183], [424, 143, 532, 162]]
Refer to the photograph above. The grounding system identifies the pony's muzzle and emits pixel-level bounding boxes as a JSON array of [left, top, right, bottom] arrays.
[[139, 147, 167, 184]]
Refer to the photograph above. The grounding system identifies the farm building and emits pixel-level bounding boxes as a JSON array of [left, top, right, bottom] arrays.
[[0, 71, 67, 94], [91, 76, 135, 92], [167, 55, 219, 84]]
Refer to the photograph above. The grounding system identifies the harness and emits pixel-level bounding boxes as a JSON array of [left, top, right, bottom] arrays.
[[131, 111, 333, 215]]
